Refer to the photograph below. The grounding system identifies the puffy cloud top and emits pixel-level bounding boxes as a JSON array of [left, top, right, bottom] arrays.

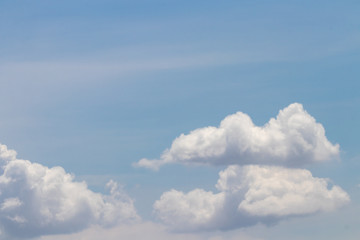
[[0, 143, 139, 239], [136, 103, 339, 170], [154, 165, 349, 232]]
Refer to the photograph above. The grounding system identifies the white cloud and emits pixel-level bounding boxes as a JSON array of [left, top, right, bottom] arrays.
[[1, 198, 22, 211], [39, 221, 263, 240], [0, 51, 236, 85], [136, 103, 339, 170], [0, 143, 139, 239], [154, 189, 225, 230], [154, 165, 349, 231]]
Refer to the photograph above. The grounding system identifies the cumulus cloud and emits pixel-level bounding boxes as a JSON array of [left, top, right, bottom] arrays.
[[154, 165, 349, 231], [136, 103, 339, 170], [0, 143, 139, 239]]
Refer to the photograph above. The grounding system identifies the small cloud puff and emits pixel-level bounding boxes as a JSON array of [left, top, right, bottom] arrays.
[[136, 103, 339, 170], [0, 143, 139, 239], [154, 165, 349, 232]]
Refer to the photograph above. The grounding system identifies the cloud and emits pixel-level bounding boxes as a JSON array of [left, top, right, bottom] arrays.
[[39, 221, 263, 240], [136, 103, 339, 170], [0, 51, 236, 85], [0, 143, 139, 239], [154, 165, 349, 232]]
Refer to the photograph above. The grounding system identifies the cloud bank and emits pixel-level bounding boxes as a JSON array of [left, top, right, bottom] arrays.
[[136, 103, 339, 170], [40, 221, 263, 240], [0, 143, 139, 239], [154, 165, 349, 232]]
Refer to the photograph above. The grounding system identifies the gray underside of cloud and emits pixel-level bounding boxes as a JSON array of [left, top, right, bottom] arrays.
[[0, 144, 139, 239], [154, 165, 349, 232], [136, 103, 339, 170]]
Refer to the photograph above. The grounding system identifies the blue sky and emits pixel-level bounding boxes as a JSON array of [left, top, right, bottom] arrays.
[[0, 1, 360, 239]]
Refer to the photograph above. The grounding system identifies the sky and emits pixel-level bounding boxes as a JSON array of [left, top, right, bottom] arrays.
[[0, 0, 360, 239]]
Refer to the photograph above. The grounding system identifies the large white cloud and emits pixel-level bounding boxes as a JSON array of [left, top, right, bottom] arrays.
[[0, 143, 139, 239], [136, 103, 339, 170], [154, 165, 349, 231]]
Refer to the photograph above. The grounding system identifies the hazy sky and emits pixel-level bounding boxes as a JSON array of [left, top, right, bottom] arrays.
[[0, 1, 360, 239]]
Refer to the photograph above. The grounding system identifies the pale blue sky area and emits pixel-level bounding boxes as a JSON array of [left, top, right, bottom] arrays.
[[0, 1, 359, 239]]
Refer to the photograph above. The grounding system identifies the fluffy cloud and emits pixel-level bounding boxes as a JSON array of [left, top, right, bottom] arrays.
[[136, 103, 339, 170], [0, 143, 139, 239], [154, 165, 349, 231]]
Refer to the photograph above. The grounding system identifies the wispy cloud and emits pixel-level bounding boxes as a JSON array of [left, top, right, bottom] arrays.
[[0, 51, 238, 85], [39, 221, 263, 240]]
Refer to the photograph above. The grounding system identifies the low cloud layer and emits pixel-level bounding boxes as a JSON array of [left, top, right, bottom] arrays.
[[136, 103, 339, 170], [154, 165, 349, 232], [0, 143, 139, 239], [40, 221, 263, 240]]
